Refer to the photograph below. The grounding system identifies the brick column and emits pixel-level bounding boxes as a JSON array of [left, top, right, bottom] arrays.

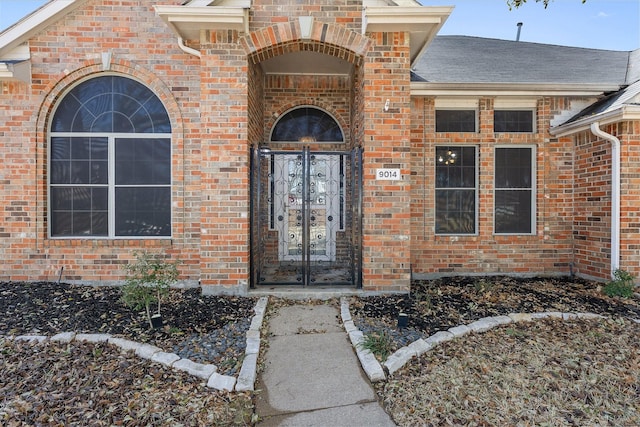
[[200, 32, 250, 294], [361, 31, 412, 292]]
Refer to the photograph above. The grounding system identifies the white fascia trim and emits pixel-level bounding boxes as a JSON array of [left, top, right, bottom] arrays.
[[551, 105, 640, 137], [0, 0, 88, 58], [363, 6, 453, 66], [363, 6, 451, 31], [0, 62, 13, 79], [411, 82, 618, 98], [154, 6, 250, 36]]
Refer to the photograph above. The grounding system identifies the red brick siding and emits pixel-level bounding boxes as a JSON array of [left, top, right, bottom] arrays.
[[620, 120, 640, 279], [410, 97, 575, 277], [361, 31, 412, 292], [249, 0, 362, 33], [199, 30, 250, 292], [574, 121, 640, 281], [0, 0, 203, 283], [1, 0, 638, 291]]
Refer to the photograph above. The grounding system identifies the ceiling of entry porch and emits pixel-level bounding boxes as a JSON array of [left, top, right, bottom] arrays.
[[260, 51, 353, 76]]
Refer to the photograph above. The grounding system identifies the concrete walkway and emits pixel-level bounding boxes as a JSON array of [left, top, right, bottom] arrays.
[[255, 304, 397, 426]]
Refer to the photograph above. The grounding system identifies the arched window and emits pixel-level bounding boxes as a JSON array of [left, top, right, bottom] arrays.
[[49, 75, 172, 237], [270, 107, 343, 142]]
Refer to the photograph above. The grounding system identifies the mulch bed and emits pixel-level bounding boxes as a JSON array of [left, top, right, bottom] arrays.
[[0, 281, 257, 373], [1, 276, 639, 426], [349, 276, 640, 338]]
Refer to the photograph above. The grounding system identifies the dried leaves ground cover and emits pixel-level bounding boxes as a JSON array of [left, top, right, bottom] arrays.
[[350, 276, 640, 426], [1, 277, 640, 426], [378, 319, 640, 426], [350, 276, 640, 351], [0, 338, 253, 426]]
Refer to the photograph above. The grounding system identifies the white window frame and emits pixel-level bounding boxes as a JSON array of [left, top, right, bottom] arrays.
[[493, 98, 537, 134], [434, 145, 479, 236], [48, 132, 173, 239], [435, 98, 479, 133], [493, 144, 536, 235]]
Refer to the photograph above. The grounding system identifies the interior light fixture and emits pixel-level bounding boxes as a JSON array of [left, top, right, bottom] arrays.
[[437, 150, 457, 165]]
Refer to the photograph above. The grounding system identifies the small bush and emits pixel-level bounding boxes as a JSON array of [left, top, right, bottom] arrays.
[[603, 269, 636, 298], [121, 251, 180, 328]]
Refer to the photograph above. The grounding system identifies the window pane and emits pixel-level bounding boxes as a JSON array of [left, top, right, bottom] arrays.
[[271, 107, 343, 142], [495, 190, 532, 233], [435, 189, 476, 234], [495, 147, 532, 188], [51, 76, 171, 134], [50, 76, 172, 238], [436, 110, 475, 132], [115, 138, 171, 185], [115, 187, 171, 236], [50, 187, 108, 236], [435, 146, 475, 188], [494, 110, 533, 133], [51, 137, 108, 185], [495, 147, 534, 234], [435, 146, 477, 234]]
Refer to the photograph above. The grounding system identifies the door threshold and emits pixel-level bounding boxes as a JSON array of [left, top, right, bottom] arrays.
[[249, 286, 361, 300]]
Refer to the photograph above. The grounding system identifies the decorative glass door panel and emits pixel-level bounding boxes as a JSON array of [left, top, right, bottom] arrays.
[[274, 154, 340, 261]]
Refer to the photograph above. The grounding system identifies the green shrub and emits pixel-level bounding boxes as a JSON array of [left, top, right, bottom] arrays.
[[121, 251, 180, 328], [359, 331, 394, 362], [603, 269, 636, 298]]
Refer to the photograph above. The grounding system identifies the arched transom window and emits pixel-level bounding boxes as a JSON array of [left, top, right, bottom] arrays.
[[49, 75, 172, 238], [270, 107, 344, 143]]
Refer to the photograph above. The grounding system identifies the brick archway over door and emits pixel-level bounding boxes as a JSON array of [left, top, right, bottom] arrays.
[[240, 21, 372, 65]]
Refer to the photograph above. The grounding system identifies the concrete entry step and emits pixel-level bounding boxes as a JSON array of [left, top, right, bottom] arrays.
[[255, 304, 396, 426]]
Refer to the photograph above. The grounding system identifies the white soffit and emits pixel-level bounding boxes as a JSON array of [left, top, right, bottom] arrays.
[[155, 5, 250, 40], [362, 6, 453, 66]]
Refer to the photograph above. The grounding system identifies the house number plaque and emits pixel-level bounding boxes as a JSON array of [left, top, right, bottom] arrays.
[[376, 168, 401, 180]]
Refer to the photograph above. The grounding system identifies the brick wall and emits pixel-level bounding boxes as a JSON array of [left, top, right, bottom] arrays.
[[410, 96, 575, 278], [1, 0, 637, 291], [574, 121, 640, 281], [199, 30, 250, 293], [249, 0, 362, 33], [0, 0, 203, 284], [620, 120, 640, 279], [361, 31, 412, 292]]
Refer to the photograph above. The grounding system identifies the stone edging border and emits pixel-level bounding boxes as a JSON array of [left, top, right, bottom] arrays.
[[340, 297, 640, 383], [3, 296, 269, 393]]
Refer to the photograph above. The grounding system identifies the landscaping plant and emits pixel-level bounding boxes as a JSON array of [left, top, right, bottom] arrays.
[[603, 269, 636, 298], [359, 331, 394, 362], [121, 251, 180, 328]]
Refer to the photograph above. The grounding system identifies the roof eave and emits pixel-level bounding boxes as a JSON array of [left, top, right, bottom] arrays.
[[410, 82, 620, 97], [0, 0, 89, 82], [551, 105, 640, 137], [0, 60, 31, 83], [154, 5, 250, 40], [0, 0, 89, 59], [362, 6, 453, 67]]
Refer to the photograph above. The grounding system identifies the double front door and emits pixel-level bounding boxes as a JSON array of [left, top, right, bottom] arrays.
[[272, 152, 342, 262], [250, 146, 362, 287]]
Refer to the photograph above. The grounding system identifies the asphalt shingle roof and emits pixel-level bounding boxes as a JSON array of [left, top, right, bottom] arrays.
[[412, 35, 631, 86]]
